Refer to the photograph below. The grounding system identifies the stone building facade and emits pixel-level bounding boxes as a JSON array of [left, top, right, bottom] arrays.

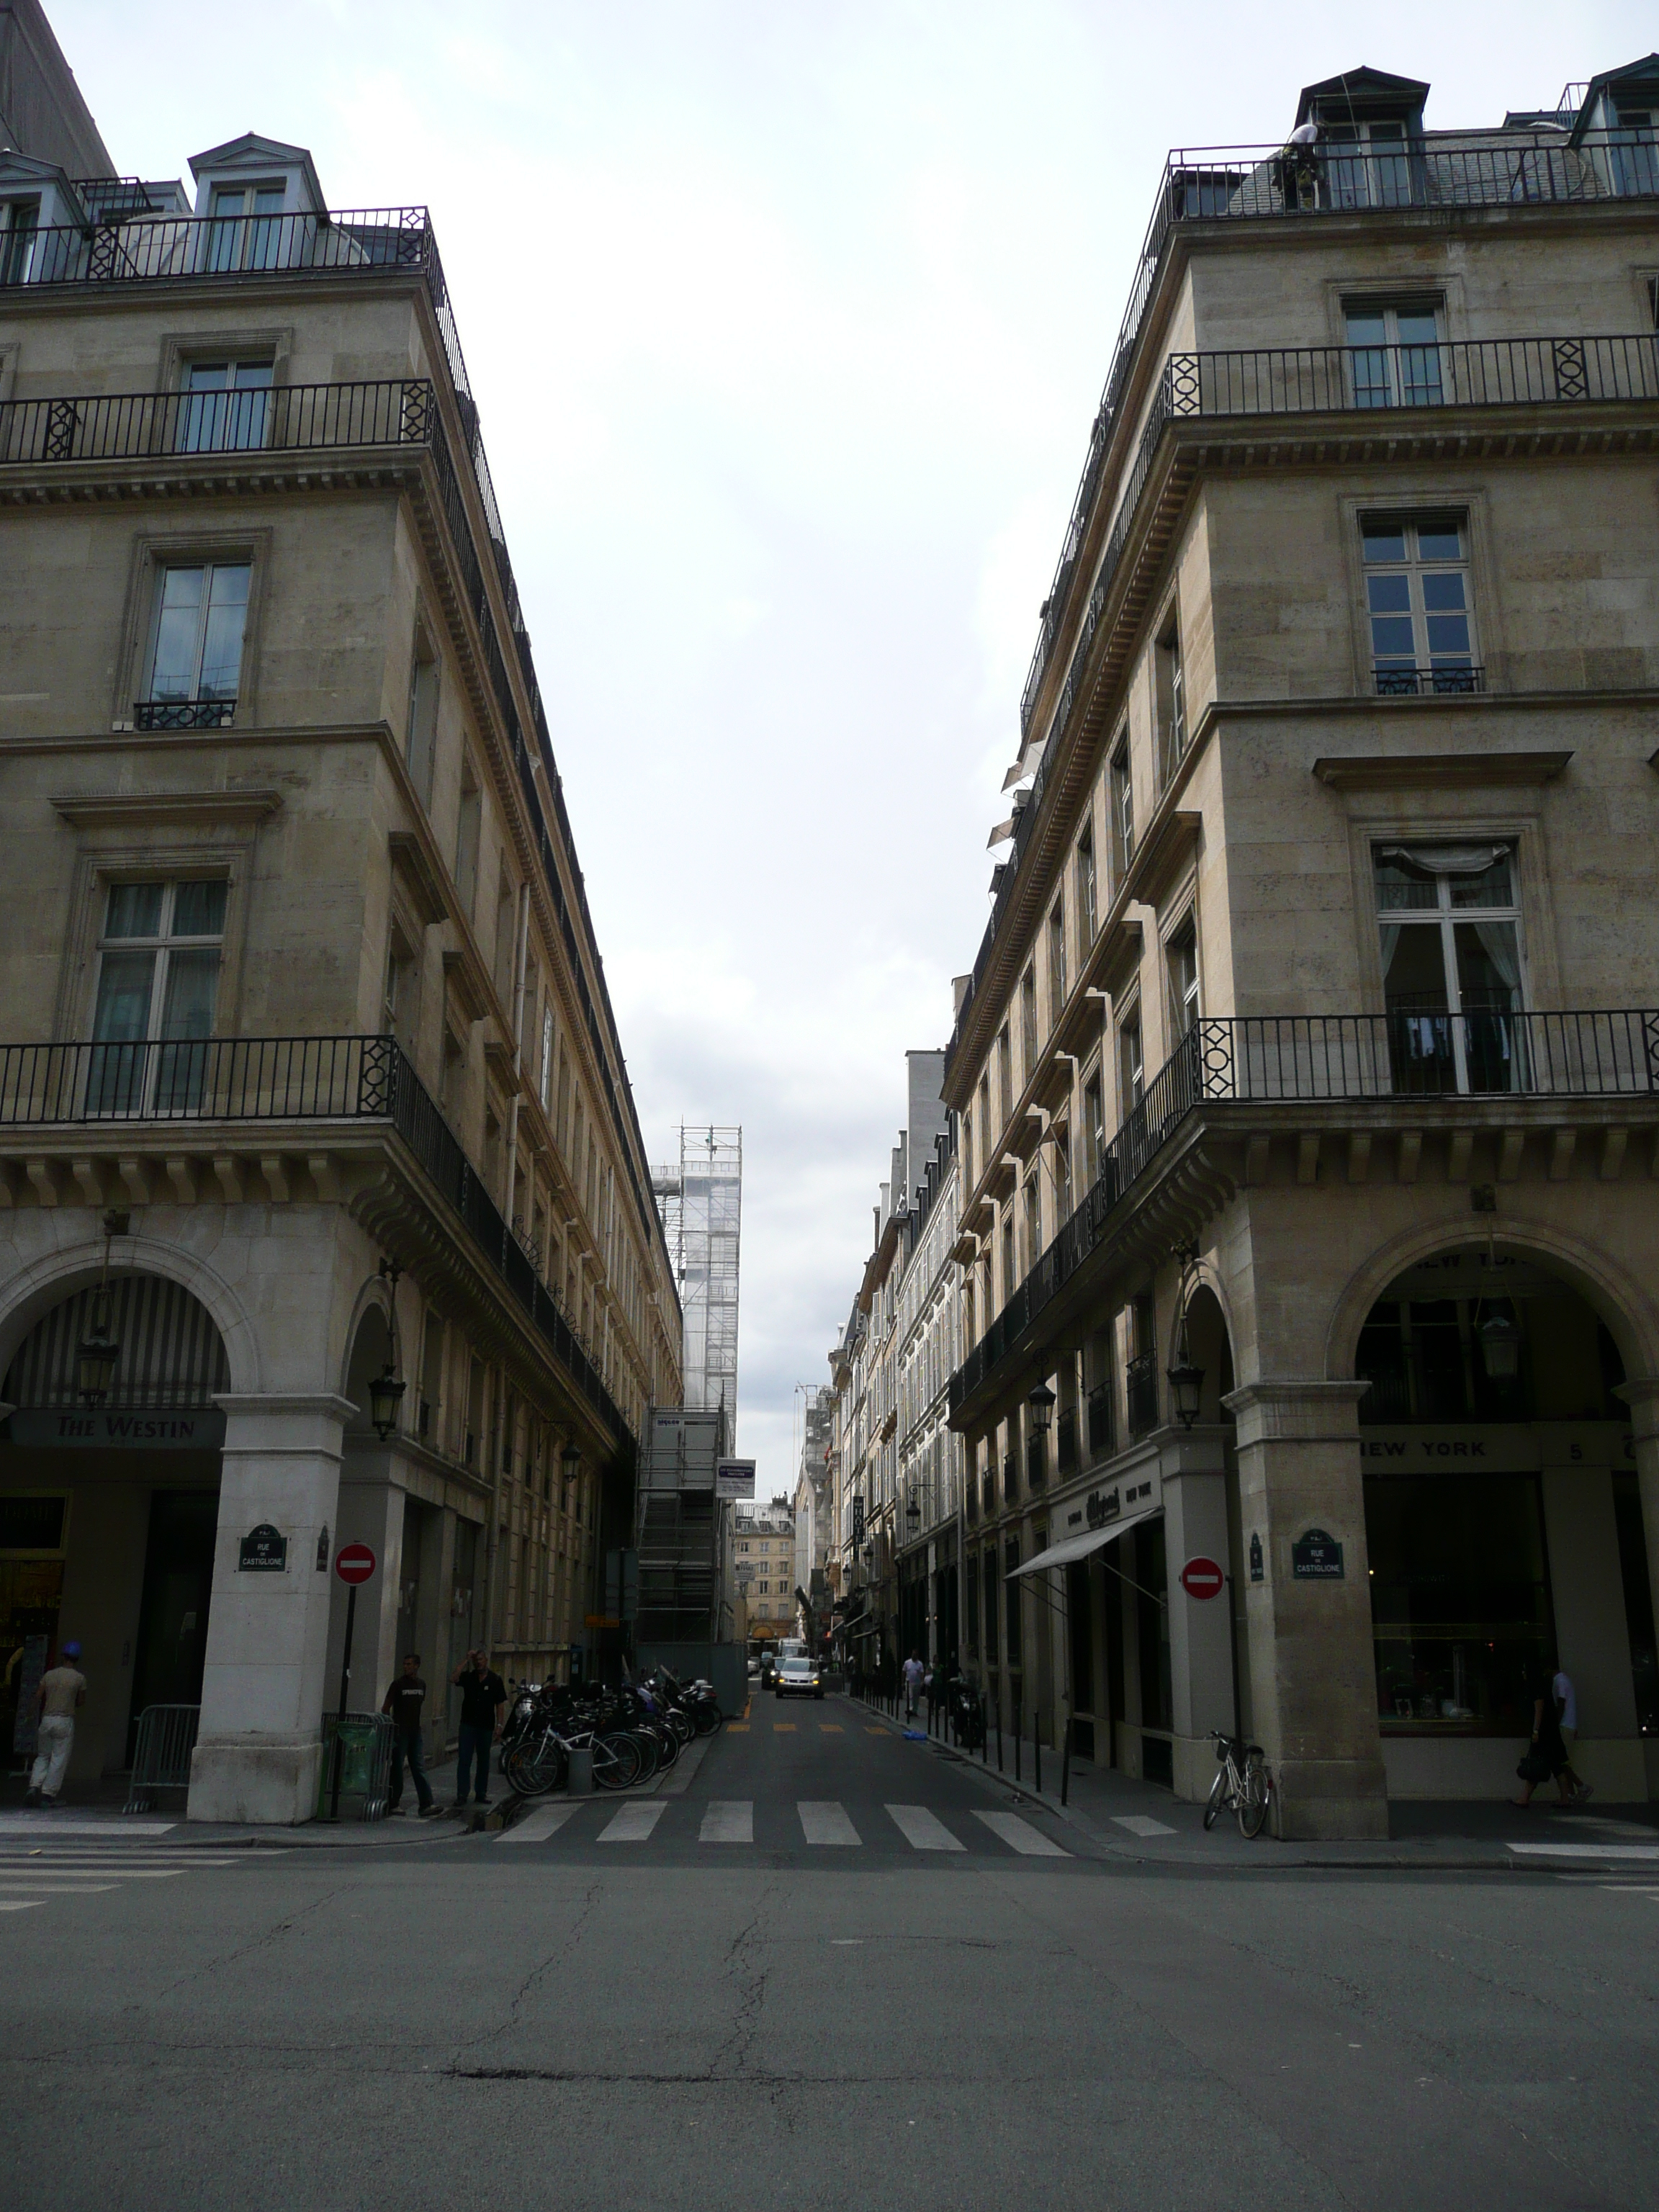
[[945, 60, 1659, 1835], [0, 81, 680, 1818]]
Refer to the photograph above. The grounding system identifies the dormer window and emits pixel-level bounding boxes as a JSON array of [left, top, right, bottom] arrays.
[[0, 197, 40, 285], [205, 184, 286, 271]]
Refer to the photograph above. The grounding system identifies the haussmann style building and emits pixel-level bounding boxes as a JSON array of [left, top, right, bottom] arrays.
[[0, 5, 682, 1821], [943, 58, 1659, 1836]]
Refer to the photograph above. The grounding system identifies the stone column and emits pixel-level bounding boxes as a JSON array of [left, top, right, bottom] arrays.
[[1159, 1426, 1235, 1803], [189, 1393, 357, 1825], [1223, 1380, 1388, 1840], [1616, 1379, 1659, 1681]]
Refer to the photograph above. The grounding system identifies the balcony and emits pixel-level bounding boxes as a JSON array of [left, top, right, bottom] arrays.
[[948, 1007, 1659, 1420], [0, 1033, 630, 1444], [0, 377, 433, 469], [133, 698, 237, 731]]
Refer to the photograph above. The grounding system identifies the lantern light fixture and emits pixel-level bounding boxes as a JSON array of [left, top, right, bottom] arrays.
[[77, 1208, 130, 1406], [1478, 1309, 1521, 1382], [1166, 1360, 1204, 1430], [368, 1366, 406, 1440], [1026, 1381, 1057, 1437]]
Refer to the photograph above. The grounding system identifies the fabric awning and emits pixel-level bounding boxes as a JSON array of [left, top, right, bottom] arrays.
[[1008, 1501, 1162, 1578]]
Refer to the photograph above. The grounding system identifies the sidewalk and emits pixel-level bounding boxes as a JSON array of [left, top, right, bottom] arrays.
[[855, 1698, 1659, 1871]]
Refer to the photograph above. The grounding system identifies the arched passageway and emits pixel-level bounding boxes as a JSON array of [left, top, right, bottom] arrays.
[[1350, 1242, 1653, 1798]]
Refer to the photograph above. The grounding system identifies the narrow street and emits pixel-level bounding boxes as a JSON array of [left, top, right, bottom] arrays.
[[4, 1699, 1658, 2211]]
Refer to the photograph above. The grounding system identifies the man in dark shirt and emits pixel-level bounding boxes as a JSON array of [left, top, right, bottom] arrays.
[[450, 1648, 507, 1809], [382, 1653, 436, 1815]]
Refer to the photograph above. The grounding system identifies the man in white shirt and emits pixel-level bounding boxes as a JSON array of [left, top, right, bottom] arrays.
[[902, 1650, 925, 1723], [1552, 1668, 1592, 1804], [25, 1640, 86, 1807]]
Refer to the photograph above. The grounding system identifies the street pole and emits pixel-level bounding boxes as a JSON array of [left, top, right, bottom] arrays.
[[330, 1580, 357, 1822]]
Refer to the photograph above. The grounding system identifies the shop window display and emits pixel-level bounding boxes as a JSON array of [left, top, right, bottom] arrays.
[[1366, 1472, 1551, 1731]]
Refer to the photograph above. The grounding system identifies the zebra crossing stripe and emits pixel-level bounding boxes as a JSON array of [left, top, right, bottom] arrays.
[[499, 1804, 583, 1843], [699, 1802, 753, 1844], [598, 1801, 669, 1843], [799, 1801, 860, 1845], [886, 1805, 963, 1852], [973, 1810, 1071, 1857]]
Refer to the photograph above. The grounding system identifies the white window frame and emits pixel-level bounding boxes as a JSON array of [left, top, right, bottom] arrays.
[[1361, 513, 1478, 695], [145, 558, 251, 714]]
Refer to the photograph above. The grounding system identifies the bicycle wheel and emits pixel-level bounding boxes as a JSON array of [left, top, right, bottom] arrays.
[[594, 1731, 643, 1789], [1238, 1751, 1271, 1839], [1202, 1767, 1229, 1832]]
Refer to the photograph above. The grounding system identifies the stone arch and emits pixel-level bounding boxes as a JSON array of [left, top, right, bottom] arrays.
[[0, 1235, 261, 1396], [1323, 1211, 1659, 1387], [1179, 1280, 1236, 1426], [341, 1299, 395, 1436]]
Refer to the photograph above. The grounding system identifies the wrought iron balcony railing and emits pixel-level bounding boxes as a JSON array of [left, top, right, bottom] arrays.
[[0, 207, 431, 292], [0, 1033, 629, 1441], [0, 378, 433, 467], [134, 697, 237, 731], [948, 1007, 1659, 1413], [1165, 334, 1659, 419], [1125, 1354, 1161, 1442], [1374, 665, 1486, 698]]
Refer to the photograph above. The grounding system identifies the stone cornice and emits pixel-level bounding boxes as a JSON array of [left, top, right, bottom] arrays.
[[51, 786, 284, 828], [1312, 750, 1574, 791]]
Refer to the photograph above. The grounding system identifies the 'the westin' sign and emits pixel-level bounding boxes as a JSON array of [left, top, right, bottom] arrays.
[[7, 1408, 228, 1449]]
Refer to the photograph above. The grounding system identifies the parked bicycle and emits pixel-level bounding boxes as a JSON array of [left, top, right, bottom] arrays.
[[496, 1669, 723, 1800], [1204, 1729, 1273, 1838]]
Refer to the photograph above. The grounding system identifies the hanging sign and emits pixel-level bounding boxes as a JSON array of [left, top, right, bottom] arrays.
[[716, 1458, 757, 1501], [1291, 1527, 1344, 1581], [1248, 1531, 1264, 1583], [238, 1523, 288, 1573]]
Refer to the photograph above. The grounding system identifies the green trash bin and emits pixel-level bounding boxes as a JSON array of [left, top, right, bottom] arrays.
[[315, 1712, 394, 1822]]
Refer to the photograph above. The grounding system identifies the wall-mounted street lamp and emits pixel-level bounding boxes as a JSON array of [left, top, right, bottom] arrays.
[[1026, 1381, 1056, 1437], [370, 1257, 407, 1439], [76, 1209, 129, 1406], [1478, 1309, 1521, 1382], [1167, 1241, 1204, 1430], [561, 1440, 582, 1483]]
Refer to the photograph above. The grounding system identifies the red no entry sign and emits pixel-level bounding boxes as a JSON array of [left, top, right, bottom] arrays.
[[335, 1542, 376, 1586], [1179, 1555, 1225, 1601]]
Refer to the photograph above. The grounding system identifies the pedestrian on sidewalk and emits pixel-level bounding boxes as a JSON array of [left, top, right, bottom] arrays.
[[902, 1650, 925, 1723], [1552, 1666, 1593, 1804], [24, 1640, 86, 1807], [1514, 1668, 1575, 1807], [382, 1653, 437, 1815], [450, 1648, 506, 1809]]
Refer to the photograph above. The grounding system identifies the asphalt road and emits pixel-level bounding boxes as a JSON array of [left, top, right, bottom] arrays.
[[3, 1692, 1657, 2212]]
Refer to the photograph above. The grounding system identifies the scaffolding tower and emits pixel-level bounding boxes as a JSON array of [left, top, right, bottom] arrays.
[[649, 1125, 742, 1438]]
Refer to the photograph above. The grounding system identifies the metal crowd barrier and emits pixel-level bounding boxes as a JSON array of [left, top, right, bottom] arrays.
[[125, 1703, 200, 1813]]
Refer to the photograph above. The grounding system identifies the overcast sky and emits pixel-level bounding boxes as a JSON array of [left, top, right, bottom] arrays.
[[54, 0, 1654, 1491]]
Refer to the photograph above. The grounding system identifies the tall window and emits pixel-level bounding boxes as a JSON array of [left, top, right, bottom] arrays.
[[1076, 826, 1097, 948], [1362, 516, 1477, 694], [205, 183, 286, 272], [1053, 1127, 1071, 1226], [1020, 968, 1038, 1077], [997, 1028, 1012, 1125], [1166, 918, 1200, 1037], [89, 879, 226, 1112], [1001, 1211, 1015, 1305], [1323, 118, 1414, 210], [144, 562, 249, 726], [406, 636, 441, 805], [1082, 1073, 1103, 1186], [455, 781, 482, 920], [1022, 1174, 1040, 1277], [1048, 902, 1067, 1023], [1110, 732, 1134, 877], [540, 1004, 555, 1110], [178, 358, 271, 453], [1155, 608, 1185, 778], [1375, 843, 1524, 1092], [1118, 1010, 1144, 1115], [1345, 301, 1443, 409]]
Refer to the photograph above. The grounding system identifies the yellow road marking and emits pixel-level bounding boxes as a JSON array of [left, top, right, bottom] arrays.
[[727, 1723, 750, 1732], [819, 1725, 843, 1733], [866, 1727, 886, 1735], [773, 1722, 797, 1732]]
